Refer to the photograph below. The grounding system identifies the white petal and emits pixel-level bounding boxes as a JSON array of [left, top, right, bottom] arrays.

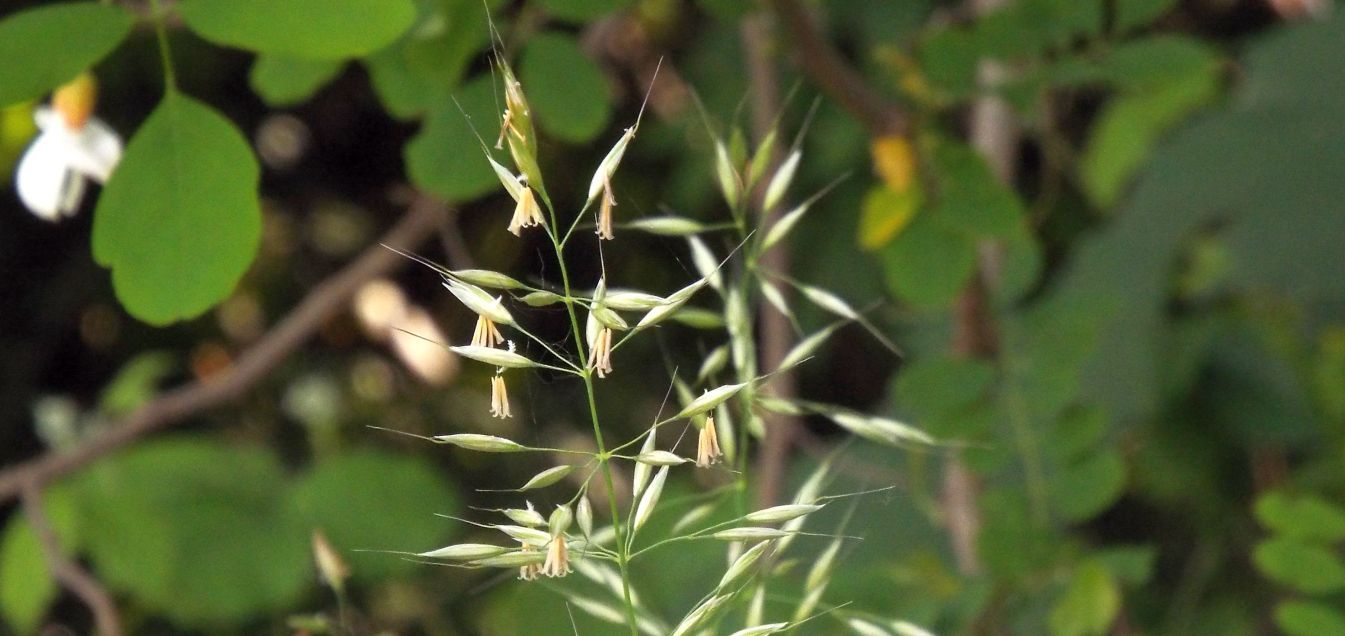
[[32, 106, 58, 132], [66, 117, 122, 183], [15, 132, 79, 222], [59, 172, 88, 218]]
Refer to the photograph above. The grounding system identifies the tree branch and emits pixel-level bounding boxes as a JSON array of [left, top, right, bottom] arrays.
[[763, 0, 908, 136], [0, 196, 449, 502], [21, 483, 122, 636]]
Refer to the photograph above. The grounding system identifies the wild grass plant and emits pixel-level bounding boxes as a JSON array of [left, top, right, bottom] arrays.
[[388, 54, 935, 636]]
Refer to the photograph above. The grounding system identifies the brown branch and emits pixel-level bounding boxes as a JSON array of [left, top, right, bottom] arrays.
[[21, 483, 122, 636], [741, 11, 802, 508], [0, 197, 448, 502], [763, 0, 908, 137]]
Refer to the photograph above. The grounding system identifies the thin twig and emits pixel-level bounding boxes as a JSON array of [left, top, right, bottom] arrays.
[[763, 0, 908, 137], [0, 196, 449, 503], [740, 10, 801, 509], [21, 483, 122, 636]]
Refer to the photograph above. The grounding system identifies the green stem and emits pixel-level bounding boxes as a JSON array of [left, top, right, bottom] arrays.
[[146, 0, 178, 92], [544, 211, 640, 636]]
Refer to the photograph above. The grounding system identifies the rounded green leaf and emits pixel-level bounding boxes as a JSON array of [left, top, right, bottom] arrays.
[[1051, 449, 1126, 523], [519, 33, 611, 143], [74, 438, 309, 626], [1254, 537, 1345, 594], [249, 55, 345, 107], [93, 92, 261, 325], [1254, 490, 1345, 542], [290, 450, 459, 580], [1276, 601, 1345, 636], [0, 2, 134, 106], [405, 76, 500, 201], [177, 0, 417, 59], [0, 488, 77, 634], [1048, 560, 1120, 636], [879, 212, 978, 308]]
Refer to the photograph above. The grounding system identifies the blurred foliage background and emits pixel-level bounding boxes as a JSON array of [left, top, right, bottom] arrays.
[[2, 0, 1345, 634]]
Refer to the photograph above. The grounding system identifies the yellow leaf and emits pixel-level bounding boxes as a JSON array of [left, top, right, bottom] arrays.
[[871, 135, 917, 191], [859, 183, 921, 251]]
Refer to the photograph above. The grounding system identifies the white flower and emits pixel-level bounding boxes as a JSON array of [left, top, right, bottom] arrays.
[[15, 76, 122, 222]]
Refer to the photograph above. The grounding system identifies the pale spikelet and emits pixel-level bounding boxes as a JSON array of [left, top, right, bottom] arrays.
[[588, 126, 634, 207], [893, 621, 936, 636], [714, 140, 741, 209], [472, 314, 504, 348], [676, 383, 748, 419], [576, 496, 593, 538], [846, 618, 892, 636], [497, 524, 551, 545], [490, 374, 512, 418], [518, 465, 573, 490], [632, 428, 657, 498], [444, 280, 514, 325], [588, 327, 614, 378], [633, 466, 669, 532], [417, 543, 509, 560], [508, 186, 545, 236], [745, 584, 767, 627], [671, 594, 729, 636], [715, 402, 737, 463], [433, 433, 524, 452], [450, 345, 537, 369], [728, 622, 788, 636], [744, 503, 824, 524], [311, 529, 349, 593], [718, 539, 773, 591], [505, 501, 546, 527], [688, 236, 722, 291], [697, 344, 730, 383], [636, 450, 689, 466], [625, 216, 707, 236], [763, 149, 801, 212], [712, 527, 790, 541], [516, 542, 544, 581], [697, 414, 723, 468], [597, 175, 616, 240]]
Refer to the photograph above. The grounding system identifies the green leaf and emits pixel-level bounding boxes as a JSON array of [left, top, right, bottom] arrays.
[[519, 33, 612, 144], [0, 488, 77, 634], [1094, 36, 1219, 90], [93, 92, 261, 325], [362, 0, 496, 119], [535, 0, 631, 23], [894, 355, 996, 428], [1079, 68, 1219, 208], [1276, 601, 1345, 636], [75, 438, 309, 626], [1049, 560, 1120, 636], [1051, 449, 1126, 523], [405, 76, 501, 201], [1113, 0, 1177, 33], [177, 0, 417, 59], [289, 450, 459, 581], [858, 183, 921, 250], [1045, 407, 1107, 464], [1095, 545, 1156, 585], [879, 211, 978, 308], [98, 351, 176, 416], [1253, 537, 1345, 594], [249, 55, 345, 107], [932, 141, 1025, 239], [0, 2, 134, 106]]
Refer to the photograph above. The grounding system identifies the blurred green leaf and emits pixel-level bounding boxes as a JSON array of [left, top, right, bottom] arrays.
[[1276, 601, 1345, 636], [1051, 449, 1125, 523], [534, 0, 631, 23], [75, 438, 310, 625], [879, 211, 977, 308], [0, 2, 134, 106], [1095, 36, 1219, 90], [92, 92, 260, 325], [1079, 59, 1219, 208], [1045, 407, 1107, 464], [1061, 16, 1345, 423], [249, 55, 345, 107], [178, 0, 418, 59], [1256, 490, 1345, 542], [858, 183, 921, 250], [1113, 0, 1178, 33], [98, 351, 176, 417], [520, 33, 612, 144], [289, 450, 459, 581], [979, 489, 1057, 580], [0, 487, 77, 635], [895, 355, 996, 428], [1254, 537, 1345, 594], [405, 76, 500, 202], [362, 0, 496, 119], [1048, 560, 1120, 636], [1095, 545, 1156, 585], [932, 141, 1025, 239]]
